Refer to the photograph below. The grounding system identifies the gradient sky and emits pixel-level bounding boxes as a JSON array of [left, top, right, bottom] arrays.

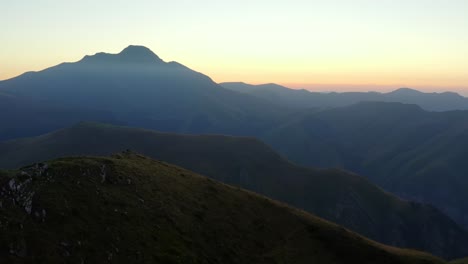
[[2, 0, 468, 93]]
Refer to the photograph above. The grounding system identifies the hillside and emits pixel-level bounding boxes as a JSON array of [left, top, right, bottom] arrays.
[[0, 153, 445, 263], [1, 122, 467, 259], [451, 258, 468, 264], [262, 101, 468, 229], [0, 46, 285, 141], [221, 82, 468, 111]]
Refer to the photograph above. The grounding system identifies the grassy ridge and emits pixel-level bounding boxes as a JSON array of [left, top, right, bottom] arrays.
[[0, 153, 445, 263]]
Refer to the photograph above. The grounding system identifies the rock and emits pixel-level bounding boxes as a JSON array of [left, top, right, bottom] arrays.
[[24, 199, 33, 214], [100, 165, 107, 183], [8, 179, 17, 191]]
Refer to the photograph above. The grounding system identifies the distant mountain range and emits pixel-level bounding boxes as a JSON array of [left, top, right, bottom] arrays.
[[221, 82, 468, 111], [0, 122, 467, 259], [0, 153, 445, 263]]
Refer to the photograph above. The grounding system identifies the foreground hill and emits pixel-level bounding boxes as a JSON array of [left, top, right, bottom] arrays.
[[221, 82, 468, 111], [262, 101, 468, 229], [1, 122, 467, 259], [0, 153, 445, 263], [0, 46, 285, 141]]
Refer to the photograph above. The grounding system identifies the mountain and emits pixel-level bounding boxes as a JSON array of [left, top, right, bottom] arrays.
[[1, 122, 467, 259], [221, 82, 468, 111], [262, 101, 468, 229], [0, 46, 285, 141], [0, 153, 445, 263]]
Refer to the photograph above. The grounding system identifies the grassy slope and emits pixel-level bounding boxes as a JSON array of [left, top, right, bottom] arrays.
[[451, 258, 468, 264], [1, 122, 467, 259], [0, 154, 444, 264]]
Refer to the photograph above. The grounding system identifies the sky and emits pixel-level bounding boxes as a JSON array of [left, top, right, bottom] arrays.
[[2, 0, 468, 93]]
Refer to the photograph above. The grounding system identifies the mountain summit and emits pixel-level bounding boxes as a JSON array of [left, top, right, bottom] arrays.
[[0, 46, 284, 140], [117, 45, 164, 63], [80, 45, 164, 64]]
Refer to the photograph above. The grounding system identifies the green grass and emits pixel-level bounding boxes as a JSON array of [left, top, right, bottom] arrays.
[[0, 153, 446, 263]]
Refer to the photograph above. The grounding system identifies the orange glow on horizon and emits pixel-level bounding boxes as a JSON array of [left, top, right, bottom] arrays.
[[2, 61, 468, 96]]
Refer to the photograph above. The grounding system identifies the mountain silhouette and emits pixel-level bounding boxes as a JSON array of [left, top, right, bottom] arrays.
[[80, 45, 164, 64], [0, 46, 285, 140]]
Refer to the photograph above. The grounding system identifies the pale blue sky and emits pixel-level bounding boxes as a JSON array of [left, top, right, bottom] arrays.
[[2, 0, 468, 92]]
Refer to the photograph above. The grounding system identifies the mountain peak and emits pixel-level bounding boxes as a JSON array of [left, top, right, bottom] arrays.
[[118, 45, 163, 63], [80, 45, 164, 64], [389, 87, 423, 95]]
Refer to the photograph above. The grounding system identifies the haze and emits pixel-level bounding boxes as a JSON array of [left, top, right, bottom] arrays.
[[2, 0, 468, 93]]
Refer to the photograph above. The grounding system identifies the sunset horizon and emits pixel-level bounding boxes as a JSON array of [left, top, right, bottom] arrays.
[[3, 1, 467, 94]]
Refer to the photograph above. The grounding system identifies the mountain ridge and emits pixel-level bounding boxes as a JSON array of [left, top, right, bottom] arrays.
[[1, 122, 467, 259]]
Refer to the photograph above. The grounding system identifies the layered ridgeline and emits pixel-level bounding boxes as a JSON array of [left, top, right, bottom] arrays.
[[0, 46, 285, 141], [262, 101, 468, 230], [221, 82, 468, 111], [0, 154, 446, 263], [3, 46, 468, 233], [2, 46, 468, 260], [0, 123, 467, 259]]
